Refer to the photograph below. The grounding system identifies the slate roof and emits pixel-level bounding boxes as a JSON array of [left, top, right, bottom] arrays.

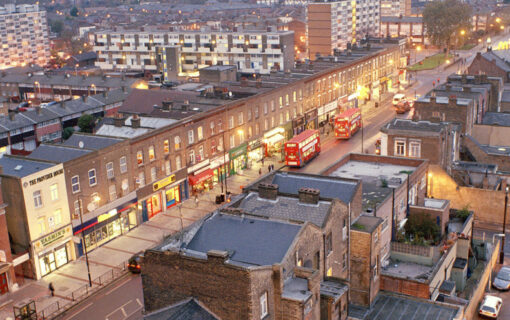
[[380, 119, 444, 135], [360, 293, 460, 320], [237, 192, 331, 228], [482, 112, 510, 126], [21, 108, 60, 123], [63, 133, 123, 150], [144, 298, 218, 320], [95, 124, 150, 138], [69, 51, 97, 62], [88, 88, 131, 106], [184, 213, 302, 266], [0, 112, 35, 131], [27, 144, 92, 163], [0, 156, 55, 178], [0, 73, 136, 89], [481, 51, 510, 72], [271, 172, 359, 204]]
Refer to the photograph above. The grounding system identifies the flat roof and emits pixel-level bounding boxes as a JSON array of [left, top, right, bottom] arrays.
[[383, 260, 433, 280], [482, 112, 510, 126], [352, 215, 382, 233], [184, 213, 302, 266], [236, 192, 331, 228], [271, 172, 358, 204], [380, 119, 444, 135], [362, 292, 460, 320], [282, 277, 312, 302], [321, 280, 349, 302], [0, 156, 55, 177], [416, 96, 472, 106]]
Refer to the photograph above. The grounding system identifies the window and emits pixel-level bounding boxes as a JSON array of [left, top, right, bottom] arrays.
[[255, 106, 259, 118], [271, 100, 275, 112], [150, 167, 157, 182], [188, 130, 194, 144], [326, 232, 333, 255], [198, 146, 204, 161], [374, 231, 379, 243], [263, 102, 268, 114], [50, 184, 58, 201], [210, 121, 215, 135], [264, 119, 268, 131], [148, 145, 155, 161], [293, 91, 297, 102], [91, 192, 100, 207], [176, 155, 182, 170], [188, 150, 195, 165], [238, 112, 243, 125], [260, 292, 268, 318], [106, 162, 114, 179], [327, 267, 333, 276], [74, 199, 83, 218], [174, 136, 181, 150], [119, 156, 127, 173], [33, 190, 42, 208], [137, 150, 144, 166], [53, 209, 62, 226], [109, 184, 117, 201], [38, 217, 45, 235], [395, 140, 406, 156], [373, 257, 379, 279], [238, 130, 244, 142], [230, 135, 235, 148], [71, 175, 80, 193], [285, 94, 289, 105], [247, 110, 252, 121], [342, 252, 347, 270], [195, 126, 203, 141], [229, 116, 234, 129], [138, 172, 145, 187], [165, 160, 171, 175], [409, 141, 421, 158], [279, 96, 283, 108], [163, 139, 170, 154], [421, 175, 426, 190], [382, 218, 389, 231]]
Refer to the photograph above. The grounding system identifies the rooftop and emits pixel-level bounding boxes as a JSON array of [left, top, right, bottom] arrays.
[[0, 156, 55, 178], [482, 112, 510, 127], [235, 192, 331, 228], [352, 215, 383, 233], [416, 96, 472, 106], [383, 260, 434, 280], [282, 277, 312, 302], [320, 280, 349, 303], [27, 144, 92, 163], [95, 124, 151, 138], [143, 298, 218, 320], [62, 133, 123, 150], [479, 144, 510, 156], [0, 73, 137, 89], [380, 118, 444, 135], [171, 213, 302, 267]]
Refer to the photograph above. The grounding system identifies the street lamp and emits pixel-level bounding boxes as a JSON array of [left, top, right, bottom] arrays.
[[500, 186, 509, 264], [34, 81, 40, 102], [91, 83, 96, 95], [78, 194, 100, 287]]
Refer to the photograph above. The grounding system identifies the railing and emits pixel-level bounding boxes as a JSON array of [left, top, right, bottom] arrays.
[[35, 261, 128, 320]]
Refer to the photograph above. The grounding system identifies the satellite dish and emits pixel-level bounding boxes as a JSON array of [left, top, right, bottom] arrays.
[[78, 141, 84, 149], [87, 203, 95, 212]]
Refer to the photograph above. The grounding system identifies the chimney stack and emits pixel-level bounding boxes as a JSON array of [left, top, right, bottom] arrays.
[[81, 95, 88, 102], [59, 101, 65, 109], [258, 183, 278, 200], [429, 96, 436, 104], [445, 84, 452, 91], [131, 114, 141, 128], [114, 114, 125, 127], [103, 90, 108, 98], [162, 100, 173, 111], [36, 106, 42, 115], [298, 187, 320, 205], [8, 111, 15, 121]]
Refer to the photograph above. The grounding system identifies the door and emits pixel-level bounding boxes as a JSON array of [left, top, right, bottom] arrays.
[[0, 273, 8, 294]]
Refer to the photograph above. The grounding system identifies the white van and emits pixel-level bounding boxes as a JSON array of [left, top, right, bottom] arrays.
[[392, 93, 406, 106]]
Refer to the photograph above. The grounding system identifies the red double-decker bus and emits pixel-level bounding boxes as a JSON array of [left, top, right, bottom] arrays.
[[334, 108, 361, 139], [284, 129, 321, 167]]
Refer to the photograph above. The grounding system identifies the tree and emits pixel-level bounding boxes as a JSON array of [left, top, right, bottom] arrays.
[[70, 6, 78, 17], [62, 127, 74, 140], [49, 19, 64, 35], [78, 114, 94, 133], [423, 0, 472, 58]]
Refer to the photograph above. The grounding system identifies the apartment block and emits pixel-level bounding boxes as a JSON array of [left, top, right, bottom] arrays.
[[306, 0, 380, 58], [0, 4, 50, 69], [92, 28, 295, 78], [380, 0, 412, 17], [380, 16, 425, 45]]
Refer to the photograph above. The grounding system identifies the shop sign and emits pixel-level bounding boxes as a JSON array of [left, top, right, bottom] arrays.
[[293, 116, 304, 127], [27, 168, 64, 187], [153, 174, 176, 191], [229, 142, 247, 159], [248, 139, 262, 150], [187, 159, 210, 174], [305, 109, 317, 121], [210, 154, 229, 168], [33, 226, 71, 251], [98, 209, 118, 223], [264, 127, 285, 138]]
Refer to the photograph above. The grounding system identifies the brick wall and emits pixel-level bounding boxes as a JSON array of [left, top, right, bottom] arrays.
[[464, 135, 510, 171], [409, 202, 450, 236], [390, 242, 439, 266], [380, 276, 430, 299], [412, 97, 474, 135], [472, 124, 510, 146], [467, 52, 509, 83], [350, 229, 380, 306], [327, 199, 349, 280]]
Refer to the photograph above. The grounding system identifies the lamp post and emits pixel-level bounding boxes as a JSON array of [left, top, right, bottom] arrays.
[[78, 194, 100, 287], [91, 83, 96, 95], [500, 186, 509, 264], [34, 81, 40, 103]]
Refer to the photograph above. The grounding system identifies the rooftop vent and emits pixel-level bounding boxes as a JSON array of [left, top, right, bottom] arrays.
[[14, 165, 23, 171]]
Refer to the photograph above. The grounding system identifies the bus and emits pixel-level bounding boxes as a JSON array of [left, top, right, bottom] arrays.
[[284, 129, 321, 167], [334, 108, 361, 139]]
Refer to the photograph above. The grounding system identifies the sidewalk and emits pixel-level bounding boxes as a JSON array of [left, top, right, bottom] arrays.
[[0, 157, 281, 319]]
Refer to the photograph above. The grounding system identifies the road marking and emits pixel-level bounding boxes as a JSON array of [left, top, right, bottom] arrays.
[[136, 298, 143, 307], [105, 300, 132, 320], [123, 304, 143, 320], [68, 302, 93, 319], [121, 307, 127, 317], [105, 277, 132, 296]]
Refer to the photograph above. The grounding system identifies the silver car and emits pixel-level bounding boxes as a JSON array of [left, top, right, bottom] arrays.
[[493, 266, 510, 291]]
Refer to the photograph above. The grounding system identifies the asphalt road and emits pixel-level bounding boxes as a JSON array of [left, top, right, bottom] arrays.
[[63, 274, 143, 320]]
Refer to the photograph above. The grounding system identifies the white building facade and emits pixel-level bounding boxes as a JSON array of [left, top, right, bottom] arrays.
[[0, 4, 50, 69]]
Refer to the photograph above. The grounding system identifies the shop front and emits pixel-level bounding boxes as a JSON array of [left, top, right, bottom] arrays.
[[210, 154, 229, 188], [263, 127, 285, 157], [189, 168, 214, 194], [372, 80, 380, 101], [32, 225, 75, 279], [305, 109, 318, 130], [318, 100, 339, 127], [347, 93, 359, 109], [380, 76, 391, 94], [229, 142, 247, 175], [73, 197, 138, 255], [293, 116, 305, 136], [248, 139, 264, 164]]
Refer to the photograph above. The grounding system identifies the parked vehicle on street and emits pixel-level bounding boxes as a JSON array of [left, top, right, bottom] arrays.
[[334, 108, 361, 139], [493, 266, 510, 291], [394, 100, 411, 114], [375, 139, 381, 155], [392, 93, 406, 106], [284, 129, 320, 167], [479, 295, 502, 319], [128, 252, 144, 274]]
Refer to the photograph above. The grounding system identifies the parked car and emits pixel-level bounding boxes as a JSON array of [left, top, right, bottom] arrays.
[[128, 252, 144, 274], [392, 93, 406, 106], [479, 295, 502, 319], [493, 266, 510, 291], [394, 100, 411, 114]]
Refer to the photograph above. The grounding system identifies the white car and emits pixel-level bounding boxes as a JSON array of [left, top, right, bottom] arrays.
[[392, 93, 406, 106], [479, 295, 502, 319]]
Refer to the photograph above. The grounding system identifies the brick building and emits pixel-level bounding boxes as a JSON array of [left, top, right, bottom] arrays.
[[446, 74, 503, 113], [380, 16, 425, 45], [0, 176, 15, 294], [463, 134, 510, 172], [142, 212, 324, 320], [380, 118, 460, 172], [467, 50, 510, 83]]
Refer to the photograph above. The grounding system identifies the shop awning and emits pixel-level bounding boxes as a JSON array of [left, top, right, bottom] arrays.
[[189, 168, 214, 185], [265, 133, 284, 145]]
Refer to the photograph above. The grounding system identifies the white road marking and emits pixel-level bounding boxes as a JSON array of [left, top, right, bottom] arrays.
[[136, 298, 143, 307], [105, 277, 131, 296], [68, 302, 93, 319], [105, 300, 133, 320]]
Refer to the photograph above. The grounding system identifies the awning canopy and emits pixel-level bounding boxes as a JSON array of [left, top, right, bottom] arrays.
[[189, 168, 214, 185], [265, 133, 284, 145]]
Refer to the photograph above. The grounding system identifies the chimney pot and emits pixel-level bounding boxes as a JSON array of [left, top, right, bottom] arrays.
[[298, 187, 320, 204], [258, 183, 278, 200], [131, 114, 141, 128], [8, 111, 15, 121]]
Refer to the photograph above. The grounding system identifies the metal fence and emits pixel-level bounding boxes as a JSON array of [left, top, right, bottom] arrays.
[[35, 261, 128, 320]]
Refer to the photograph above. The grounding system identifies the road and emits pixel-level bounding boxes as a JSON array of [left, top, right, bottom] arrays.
[[63, 274, 142, 320], [61, 41, 508, 320]]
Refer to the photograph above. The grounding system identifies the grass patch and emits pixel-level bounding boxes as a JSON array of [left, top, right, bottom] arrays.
[[407, 53, 454, 71], [352, 222, 366, 231], [457, 43, 476, 50]]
